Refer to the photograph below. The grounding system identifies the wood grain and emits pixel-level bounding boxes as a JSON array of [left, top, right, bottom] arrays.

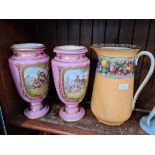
[[132, 20, 150, 109], [92, 19, 106, 58], [57, 20, 69, 45], [118, 19, 135, 44], [80, 20, 93, 101], [92, 20, 106, 44], [105, 19, 120, 43], [0, 20, 30, 119], [69, 20, 80, 45], [137, 20, 155, 110], [9, 101, 147, 135], [80, 19, 93, 56]]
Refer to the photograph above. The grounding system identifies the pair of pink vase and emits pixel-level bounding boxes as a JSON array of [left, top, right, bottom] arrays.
[[9, 43, 90, 122]]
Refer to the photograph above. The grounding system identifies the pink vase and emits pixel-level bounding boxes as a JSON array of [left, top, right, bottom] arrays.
[[9, 43, 49, 119], [52, 45, 90, 122]]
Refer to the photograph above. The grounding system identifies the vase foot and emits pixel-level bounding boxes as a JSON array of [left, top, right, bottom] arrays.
[[24, 105, 49, 119], [59, 106, 85, 122]]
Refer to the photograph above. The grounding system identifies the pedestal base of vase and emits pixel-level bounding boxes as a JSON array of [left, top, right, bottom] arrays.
[[59, 106, 85, 122], [24, 104, 49, 119], [139, 116, 155, 135]]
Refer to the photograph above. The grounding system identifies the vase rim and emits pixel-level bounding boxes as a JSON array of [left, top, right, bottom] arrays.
[[53, 45, 88, 54], [92, 44, 140, 50], [11, 43, 45, 51]]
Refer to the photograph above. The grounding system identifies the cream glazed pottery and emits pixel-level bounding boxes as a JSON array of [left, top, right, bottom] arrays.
[[9, 43, 50, 119], [52, 45, 90, 122], [91, 44, 155, 125]]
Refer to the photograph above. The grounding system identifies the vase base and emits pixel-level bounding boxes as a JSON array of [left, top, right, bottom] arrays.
[[24, 105, 49, 119], [59, 106, 85, 122], [96, 117, 124, 126]]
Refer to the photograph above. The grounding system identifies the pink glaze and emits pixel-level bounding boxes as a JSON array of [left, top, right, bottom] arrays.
[[9, 43, 49, 119], [52, 45, 90, 122]]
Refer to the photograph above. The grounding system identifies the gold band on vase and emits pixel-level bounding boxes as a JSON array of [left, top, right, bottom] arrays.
[[63, 107, 80, 114], [29, 107, 44, 112], [58, 55, 80, 60], [31, 102, 42, 106], [15, 53, 40, 57], [66, 104, 79, 108]]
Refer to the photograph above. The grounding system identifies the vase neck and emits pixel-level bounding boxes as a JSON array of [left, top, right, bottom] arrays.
[[13, 50, 44, 57], [11, 49, 48, 60], [56, 53, 85, 60], [10, 43, 48, 60], [53, 45, 88, 62]]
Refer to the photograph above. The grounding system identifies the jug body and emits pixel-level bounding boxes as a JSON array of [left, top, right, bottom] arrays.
[[91, 44, 140, 125]]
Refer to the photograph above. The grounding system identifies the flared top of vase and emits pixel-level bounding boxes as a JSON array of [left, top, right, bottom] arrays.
[[53, 45, 89, 63], [11, 43, 45, 51], [53, 45, 88, 54], [10, 43, 47, 60], [91, 44, 140, 57]]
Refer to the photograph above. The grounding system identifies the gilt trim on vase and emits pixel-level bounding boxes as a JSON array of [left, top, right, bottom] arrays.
[[96, 56, 134, 78], [16, 63, 49, 99], [58, 65, 90, 102], [63, 108, 80, 114]]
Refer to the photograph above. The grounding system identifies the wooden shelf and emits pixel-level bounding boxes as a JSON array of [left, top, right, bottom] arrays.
[[9, 102, 147, 135]]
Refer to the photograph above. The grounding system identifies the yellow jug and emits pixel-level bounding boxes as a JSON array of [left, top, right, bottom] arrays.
[[91, 44, 155, 125]]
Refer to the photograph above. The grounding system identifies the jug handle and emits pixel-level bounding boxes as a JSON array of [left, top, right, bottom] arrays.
[[132, 51, 155, 110]]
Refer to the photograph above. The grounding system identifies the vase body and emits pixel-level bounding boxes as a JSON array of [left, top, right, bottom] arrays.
[[52, 45, 90, 122], [9, 43, 50, 119], [91, 44, 155, 125]]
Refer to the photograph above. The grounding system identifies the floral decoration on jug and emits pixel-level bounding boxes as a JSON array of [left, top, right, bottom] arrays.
[[96, 56, 134, 78]]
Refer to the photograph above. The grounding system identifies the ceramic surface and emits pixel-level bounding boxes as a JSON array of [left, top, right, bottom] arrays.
[[97, 56, 134, 78], [140, 106, 155, 135], [91, 44, 155, 125], [52, 45, 90, 122], [9, 43, 49, 119]]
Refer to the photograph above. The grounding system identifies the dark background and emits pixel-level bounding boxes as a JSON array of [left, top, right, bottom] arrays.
[[0, 106, 7, 134]]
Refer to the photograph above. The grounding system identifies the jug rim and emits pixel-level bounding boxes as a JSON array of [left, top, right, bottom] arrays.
[[92, 44, 140, 50]]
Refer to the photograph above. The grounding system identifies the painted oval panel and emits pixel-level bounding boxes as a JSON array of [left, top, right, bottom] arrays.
[[63, 66, 89, 102], [22, 63, 49, 99]]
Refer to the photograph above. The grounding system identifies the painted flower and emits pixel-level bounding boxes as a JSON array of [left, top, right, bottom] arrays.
[[106, 63, 110, 69], [126, 66, 132, 72], [101, 60, 107, 68], [110, 65, 117, 72], [96, 63, 102, 73], [125, 61, 132, 66], [123, 68, 127, 75], [117, 69, 124, 75]]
